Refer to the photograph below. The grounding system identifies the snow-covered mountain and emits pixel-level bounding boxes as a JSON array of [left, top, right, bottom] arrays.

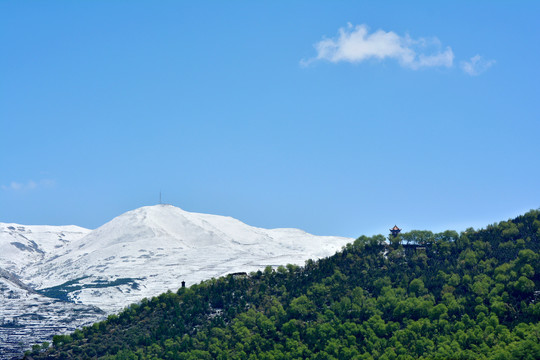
[[1, 204, 352, 358], [0, 223, 90, 274], [24, 204, 352, 313]]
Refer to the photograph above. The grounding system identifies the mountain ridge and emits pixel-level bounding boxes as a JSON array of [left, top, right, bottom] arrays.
[[0, 223, 90, 274]]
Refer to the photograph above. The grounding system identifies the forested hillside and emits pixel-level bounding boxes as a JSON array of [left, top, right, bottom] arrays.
[[26, 210, 540, 359]]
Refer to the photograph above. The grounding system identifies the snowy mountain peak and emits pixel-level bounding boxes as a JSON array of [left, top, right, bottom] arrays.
[[68, 204, 260, 253]]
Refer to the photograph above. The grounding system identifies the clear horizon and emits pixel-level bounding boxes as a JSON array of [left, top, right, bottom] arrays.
[[1, 1, 539, 238]]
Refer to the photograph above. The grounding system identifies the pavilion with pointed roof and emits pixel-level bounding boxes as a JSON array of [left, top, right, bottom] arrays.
[[390, 225, 402, 238]]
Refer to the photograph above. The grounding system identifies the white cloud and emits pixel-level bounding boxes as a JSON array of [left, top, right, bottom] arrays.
[[461, 55, 495, 76], [1, 179, 55, 191], [302, 23, 454, 70], [2, 182, 22, 191]]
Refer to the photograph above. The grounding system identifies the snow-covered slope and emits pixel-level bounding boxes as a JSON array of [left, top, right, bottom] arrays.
[[24, 205, 352, 313], [0, 224, 96, 359], [0, 223, 90, 274], [0, 274, 104, 360]]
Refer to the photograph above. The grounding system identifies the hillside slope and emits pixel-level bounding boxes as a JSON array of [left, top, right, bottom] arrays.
[[0, 276, 103, 360], [27, 210, 540, 359]]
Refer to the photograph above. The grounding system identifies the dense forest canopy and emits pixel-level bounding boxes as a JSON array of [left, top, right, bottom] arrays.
[[26, 210, 540, 359]]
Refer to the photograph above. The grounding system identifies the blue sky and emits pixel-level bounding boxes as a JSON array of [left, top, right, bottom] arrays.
[[1, 1, 539, 237]]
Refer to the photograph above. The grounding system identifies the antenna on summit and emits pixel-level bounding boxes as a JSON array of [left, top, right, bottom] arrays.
[[159, 190, 162, 205]]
